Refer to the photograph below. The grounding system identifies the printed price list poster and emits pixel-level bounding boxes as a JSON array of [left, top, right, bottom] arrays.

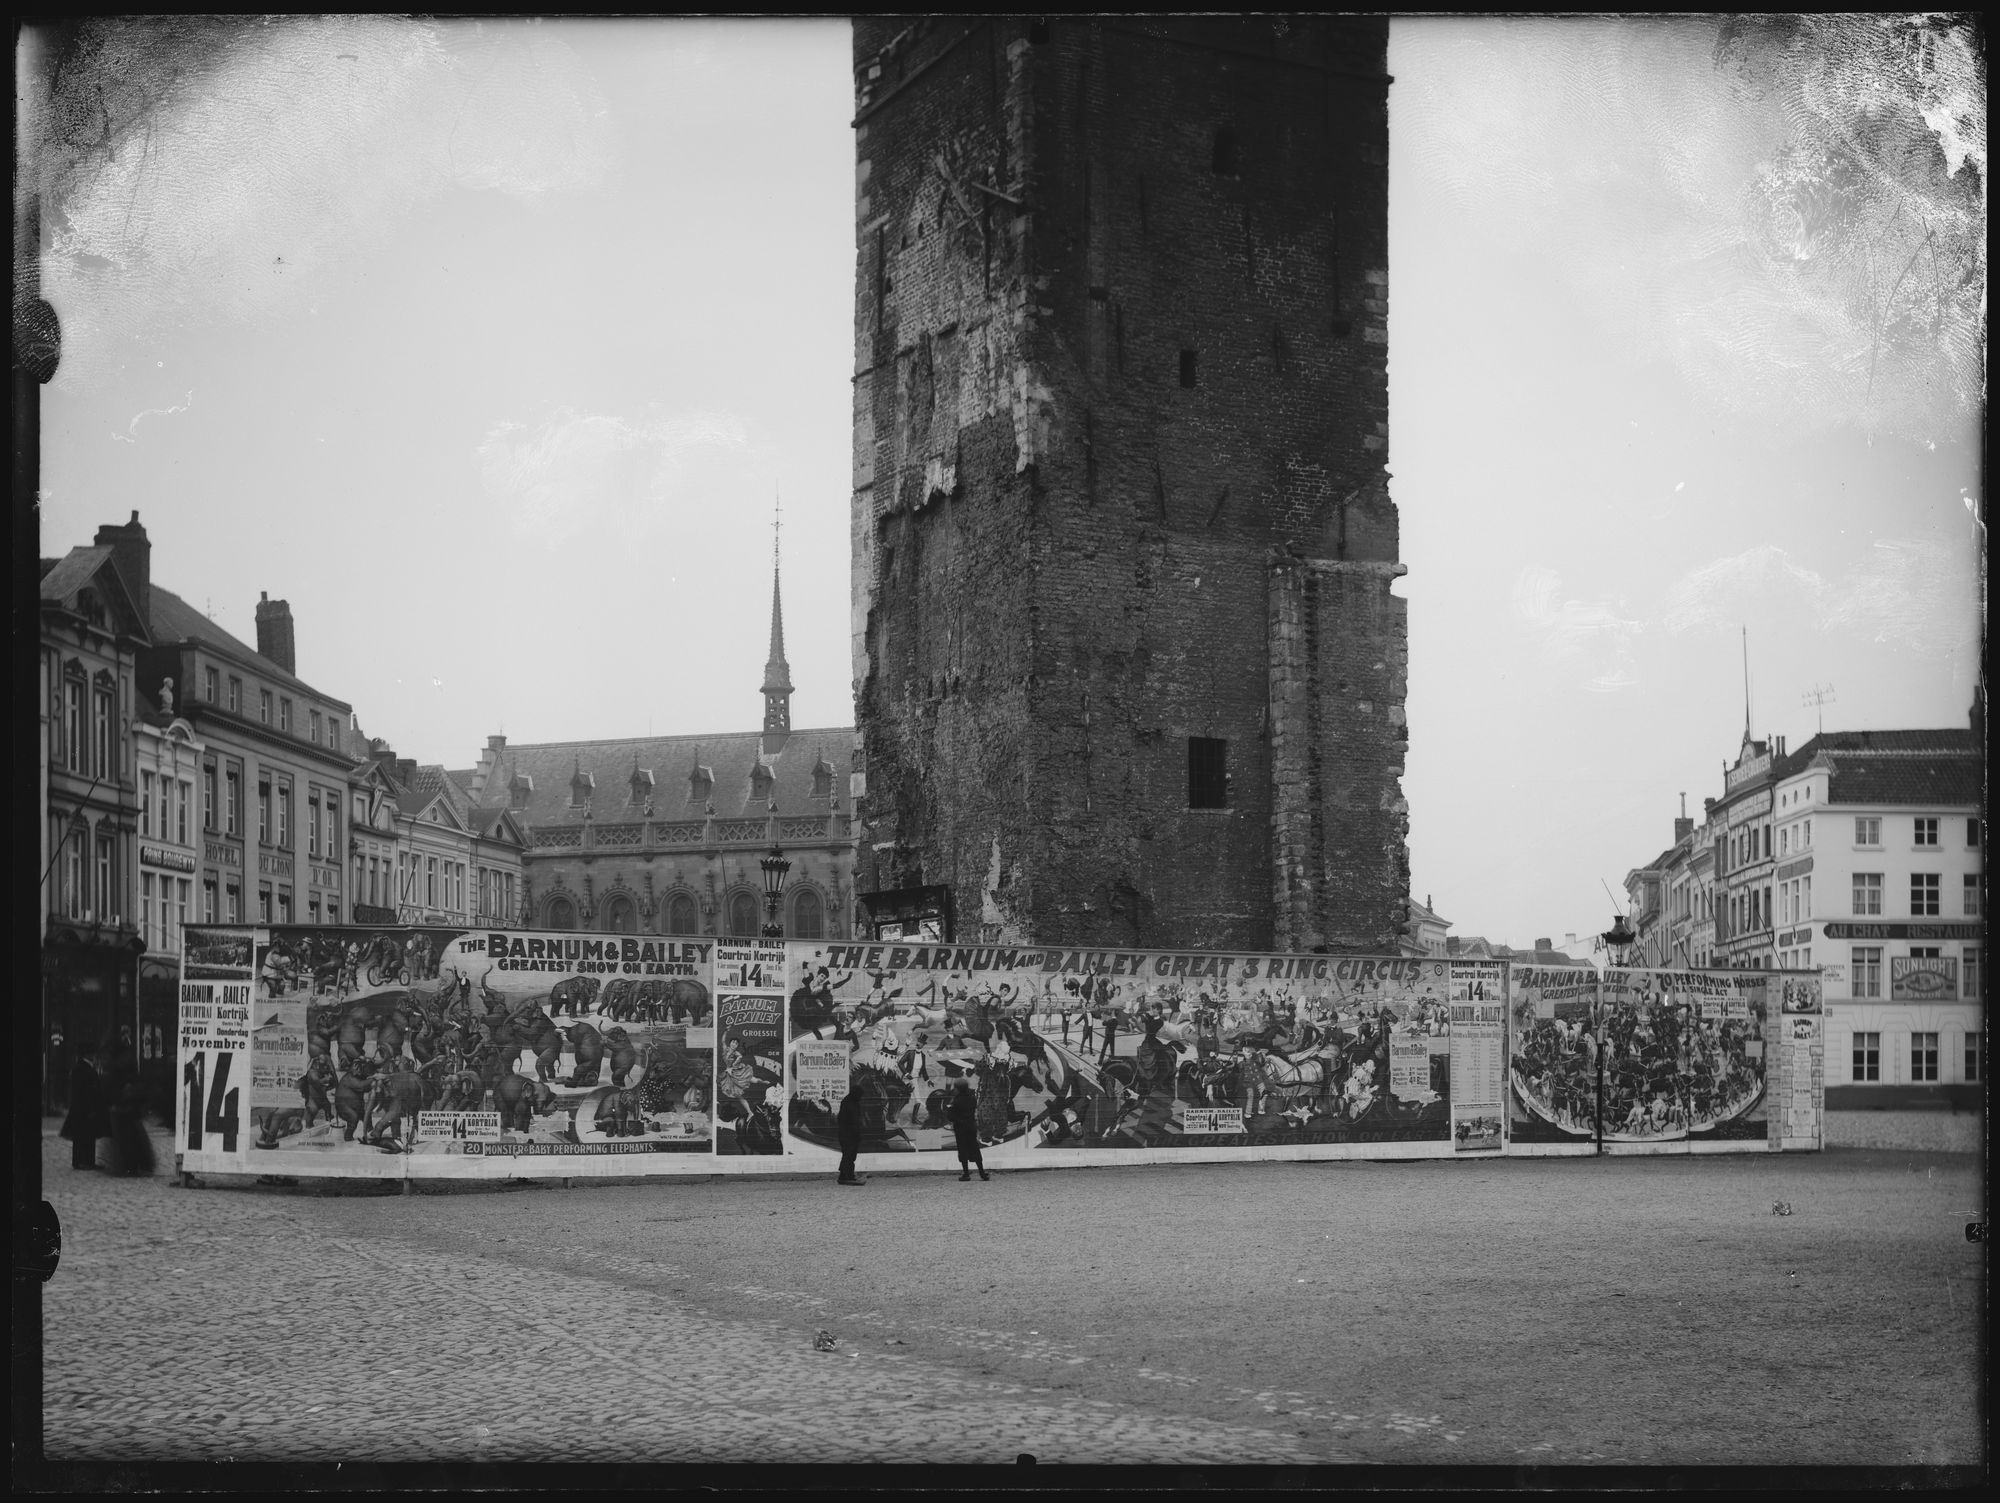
[[1449, 961, 1506, 1148]]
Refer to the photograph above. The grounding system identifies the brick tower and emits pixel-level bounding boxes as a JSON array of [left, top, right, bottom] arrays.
[[850, 17, 1408, 952]]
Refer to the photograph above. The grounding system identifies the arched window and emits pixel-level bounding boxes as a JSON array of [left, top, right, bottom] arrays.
[[605, 894, 635, 933], [546, 896, 576, 931], [666, 893, 699, 935], [727, 890, 760, 938], [791, 888, 824, 940]]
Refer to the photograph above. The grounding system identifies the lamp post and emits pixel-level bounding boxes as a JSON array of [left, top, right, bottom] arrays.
[[1593, 914, 1639, 1157], [1601, 914, 1638, 966], [759, 840, 791, 939]]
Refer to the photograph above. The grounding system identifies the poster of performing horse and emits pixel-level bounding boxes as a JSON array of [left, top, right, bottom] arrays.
[[781, 942, 1455, 1157], [1506, 964, 1601, 1150], [179, 925, 717, 1172]]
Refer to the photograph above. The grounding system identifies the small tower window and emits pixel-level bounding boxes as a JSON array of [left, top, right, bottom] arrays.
[[1179, 349, 1198, 388], [1188, 737, 1228, 809]]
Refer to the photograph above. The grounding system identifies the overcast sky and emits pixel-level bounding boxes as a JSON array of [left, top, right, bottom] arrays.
[[33, 17, 1983, 950]]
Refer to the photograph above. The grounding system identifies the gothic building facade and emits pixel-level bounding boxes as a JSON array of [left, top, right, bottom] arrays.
[[850, 17, 1409, 952], [453, 556, 862, 941]]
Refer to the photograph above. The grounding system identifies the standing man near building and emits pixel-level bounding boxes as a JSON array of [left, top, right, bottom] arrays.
[[835, 1082, 866, 1186], [61, 1041, 104, 1171]]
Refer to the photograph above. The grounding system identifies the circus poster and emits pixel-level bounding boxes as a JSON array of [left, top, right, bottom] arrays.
[[715, 941, 787, 1155], [1506, 964, 1600, 1148], [181, 925, 716, 1170], [782, 941, 1454, 1155], [1449, 960, 1506, 1152], [1599, 969, 1771, 1150]]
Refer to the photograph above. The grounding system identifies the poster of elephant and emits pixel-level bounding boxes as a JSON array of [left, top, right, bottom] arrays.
[[781, 942, 1455, 1155], [211, 925, 716, 1163]]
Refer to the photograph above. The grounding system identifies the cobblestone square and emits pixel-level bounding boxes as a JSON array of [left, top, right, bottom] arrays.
[[34, 1124, 1983, 1468]]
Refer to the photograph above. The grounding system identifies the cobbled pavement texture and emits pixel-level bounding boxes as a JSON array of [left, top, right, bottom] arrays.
[[36, 1125, 1984, 1466]]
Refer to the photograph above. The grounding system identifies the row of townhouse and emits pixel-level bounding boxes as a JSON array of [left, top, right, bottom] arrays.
[[1625, 705, 1985, 1094], [41, 512, 863, 1116], [39, 515, 531, 1115]]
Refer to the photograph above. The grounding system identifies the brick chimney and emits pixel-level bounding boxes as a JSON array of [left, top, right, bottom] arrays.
[[93, 511, 151, 632], [254, 591, 296, 674], [1674, 816, 1694, 843]]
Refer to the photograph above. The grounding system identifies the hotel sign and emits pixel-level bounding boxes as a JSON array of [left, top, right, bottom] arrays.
[[140, 842, 197, 873]]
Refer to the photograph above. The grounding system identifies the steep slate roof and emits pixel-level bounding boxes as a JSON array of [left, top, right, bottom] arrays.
[[1406, 895, 1450, 926], [148, 583, 349, 708], [40, 546, 149, 641], [470, 729, 857, 827], [39, 547, 115, 603], [1773, 728, 1983, 808], [379, 761, 475, 824], [1775, 727, 1980, 771], [1820, 753, 1983, 807], [466, 806, 525, 841]]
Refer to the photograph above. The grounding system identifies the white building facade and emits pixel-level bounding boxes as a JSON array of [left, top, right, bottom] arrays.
[[1772, 731, 1983, 1090]]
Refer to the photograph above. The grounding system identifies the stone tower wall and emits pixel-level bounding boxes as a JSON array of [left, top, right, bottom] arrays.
[[852, 17, 1405, 951]]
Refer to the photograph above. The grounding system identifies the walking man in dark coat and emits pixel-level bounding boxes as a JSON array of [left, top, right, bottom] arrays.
[[61, 1041, 104, 1171], [835, 1081, 867, 1185], [947, 1078, 988, 1181]]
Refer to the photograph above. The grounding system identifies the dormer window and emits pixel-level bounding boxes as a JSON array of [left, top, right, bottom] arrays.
[[510, 772, 534, 810], [688, 760, 714, 808], [629, 765, 655, 806], [811, 754, 835, 802], [749, 760, 776, 806], [569, 762, 594, 808]]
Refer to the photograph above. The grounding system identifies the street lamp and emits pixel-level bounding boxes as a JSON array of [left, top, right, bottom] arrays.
[[759, 840, 791, 939], [1601, 914, 1638, 964]]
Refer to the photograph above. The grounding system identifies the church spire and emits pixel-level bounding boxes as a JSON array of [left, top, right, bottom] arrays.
[[762, 489, 793, 754]]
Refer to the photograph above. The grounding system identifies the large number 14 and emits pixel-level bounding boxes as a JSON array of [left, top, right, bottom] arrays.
[[183, 1050, 240, 1153]]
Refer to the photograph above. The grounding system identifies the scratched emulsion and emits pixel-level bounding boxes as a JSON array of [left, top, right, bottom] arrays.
[[1396, 16, 1982, 447], [1403, 16, 1984, 694], [26, 16, 616, 393]]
